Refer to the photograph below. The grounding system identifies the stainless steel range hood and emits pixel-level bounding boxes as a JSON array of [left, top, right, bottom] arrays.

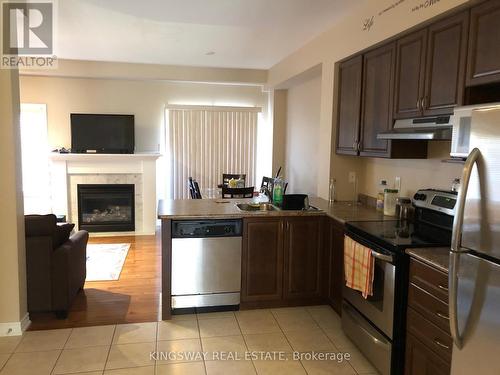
[[377, 115, 453, 140]]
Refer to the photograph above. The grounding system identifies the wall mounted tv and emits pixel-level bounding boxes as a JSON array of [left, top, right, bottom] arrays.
[[71, 113, 135, 154]]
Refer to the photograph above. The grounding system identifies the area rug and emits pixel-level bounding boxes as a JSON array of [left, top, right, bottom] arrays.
[[86, 243, 131, 281]]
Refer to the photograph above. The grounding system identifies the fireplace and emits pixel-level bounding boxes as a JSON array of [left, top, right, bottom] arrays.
[[77, 184, 135, 232]]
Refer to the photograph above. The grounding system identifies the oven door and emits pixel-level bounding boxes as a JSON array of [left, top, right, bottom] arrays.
[[343, 234, 396, 339]]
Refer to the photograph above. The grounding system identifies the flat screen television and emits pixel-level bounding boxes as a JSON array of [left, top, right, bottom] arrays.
[[71, 114, 135, 154]]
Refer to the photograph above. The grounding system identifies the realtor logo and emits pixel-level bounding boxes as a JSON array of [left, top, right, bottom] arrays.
[[2, 2, 53, 54]]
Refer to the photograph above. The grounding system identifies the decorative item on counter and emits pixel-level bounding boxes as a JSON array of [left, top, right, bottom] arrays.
[[451, 178, 461, 192], [376, 180, 388, 211], [329, 178, 336, 204], [383, 189, 399, 216]]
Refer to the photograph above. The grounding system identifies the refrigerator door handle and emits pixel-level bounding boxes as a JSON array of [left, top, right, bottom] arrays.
[[451, 147, 481, 254], [449, 147, 481, 349]]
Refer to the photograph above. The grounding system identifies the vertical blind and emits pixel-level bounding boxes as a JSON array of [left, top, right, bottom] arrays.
[[167, 105, 260, 199]]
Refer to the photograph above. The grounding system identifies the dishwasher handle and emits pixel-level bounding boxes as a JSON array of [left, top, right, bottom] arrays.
[[172, 219, 242, 238]]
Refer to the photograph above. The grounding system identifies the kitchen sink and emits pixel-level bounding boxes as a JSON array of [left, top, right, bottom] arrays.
[[236, 203, 279, 212]]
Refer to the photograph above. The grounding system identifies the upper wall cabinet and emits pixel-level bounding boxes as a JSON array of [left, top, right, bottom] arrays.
[[394, 12, 469, 119], [467, 0, 500, 86], [336, 55, 362, 155], [424, 11, 469, 115], [394, 29, 427, 119], [359, 42, 396, 157]]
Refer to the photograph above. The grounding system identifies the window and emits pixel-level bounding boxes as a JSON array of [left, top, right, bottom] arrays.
[[166, 105, 260, 199], [20, 103, 51, 214]]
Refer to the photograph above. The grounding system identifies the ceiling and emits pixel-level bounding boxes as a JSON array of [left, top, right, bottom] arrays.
[[55, 0, 361, 69]]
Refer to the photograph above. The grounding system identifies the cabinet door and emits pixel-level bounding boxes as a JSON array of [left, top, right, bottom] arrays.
[[241, 218, 284, 302], [424, 12, 469, 116], [394, 29, 427, 119], [327, 219, 345, 314], [284, 217, 322, 300], [405, 333, 451, 375], [336, 55, 362, 155], [467, 0, 500, 86], [360, 42, 396, 157]]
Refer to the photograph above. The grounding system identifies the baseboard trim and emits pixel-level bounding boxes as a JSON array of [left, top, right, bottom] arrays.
[[0, 313, 31, 336]]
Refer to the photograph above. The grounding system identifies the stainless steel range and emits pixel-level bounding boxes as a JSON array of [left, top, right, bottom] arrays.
[[343, 189, 457, 375]]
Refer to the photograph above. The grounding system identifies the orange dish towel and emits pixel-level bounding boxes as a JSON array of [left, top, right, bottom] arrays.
[[344, 235, 375, 299]]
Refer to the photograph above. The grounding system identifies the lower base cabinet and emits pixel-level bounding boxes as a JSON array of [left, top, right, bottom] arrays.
[[241, 216, 324, 307], [405, 333, 451, 375], [326, 217, 345, 314]]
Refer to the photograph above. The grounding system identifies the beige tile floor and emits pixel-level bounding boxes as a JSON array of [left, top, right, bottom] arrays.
[[0, 305, 380, 375]]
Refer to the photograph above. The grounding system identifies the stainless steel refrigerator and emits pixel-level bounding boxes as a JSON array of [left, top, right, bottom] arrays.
[[450, 104, 500, 375]]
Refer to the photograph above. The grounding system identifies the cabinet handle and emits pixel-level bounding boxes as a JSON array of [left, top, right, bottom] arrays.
[[416, 99, 421, 110], [353, 142, 357, 151], [422, 96, 427, 109], [435, 311, 450, 320], [434, 339, 451, 350], [437, 284, 448, 292]]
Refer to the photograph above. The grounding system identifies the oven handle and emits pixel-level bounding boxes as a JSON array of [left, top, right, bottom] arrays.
[[371, 250, 393, 263]]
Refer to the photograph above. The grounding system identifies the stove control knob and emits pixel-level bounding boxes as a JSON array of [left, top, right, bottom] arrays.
[[413, 193, 427, 201]]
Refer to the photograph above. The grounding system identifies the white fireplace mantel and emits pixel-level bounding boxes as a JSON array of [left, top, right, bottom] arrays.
[[49, 152, 161, 236]]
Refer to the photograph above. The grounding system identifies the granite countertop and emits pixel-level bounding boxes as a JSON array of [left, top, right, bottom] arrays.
[[157, 196, 394, 223], [405, 247, 450, 273]]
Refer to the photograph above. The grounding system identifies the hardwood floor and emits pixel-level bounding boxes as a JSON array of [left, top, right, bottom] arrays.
[[29, 233, 161, 330]]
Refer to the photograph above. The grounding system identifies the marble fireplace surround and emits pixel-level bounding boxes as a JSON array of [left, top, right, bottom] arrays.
[[49, 153, 161, 236]]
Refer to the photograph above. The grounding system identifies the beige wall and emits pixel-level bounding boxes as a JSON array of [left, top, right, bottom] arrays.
[[268, 0, 470, 200], [361, 142, 463, 198], [20, 76, 269, 153], [283, 71, 322, 195], [272, 90, 287, 176], [0, 68, 28, 332]]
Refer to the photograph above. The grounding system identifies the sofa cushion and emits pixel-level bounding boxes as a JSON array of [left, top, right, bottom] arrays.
[[25, 214, 57, 237], [54, 223, 75, 249]]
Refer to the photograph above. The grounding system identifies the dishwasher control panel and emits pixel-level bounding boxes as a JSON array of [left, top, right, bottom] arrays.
[[172, 219, 242, 238]]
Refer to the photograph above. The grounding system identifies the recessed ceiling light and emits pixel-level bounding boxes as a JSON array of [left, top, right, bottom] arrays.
[[205, 51, 215, 56]]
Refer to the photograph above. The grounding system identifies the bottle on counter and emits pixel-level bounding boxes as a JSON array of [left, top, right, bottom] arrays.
[[273, 177, 284, 207], [384, 189, 399, 216], [376, 180, 388, 211], [329, 178, 336, 205]]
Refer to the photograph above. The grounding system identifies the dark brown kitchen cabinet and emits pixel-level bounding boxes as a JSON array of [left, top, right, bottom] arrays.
[[394, 29, 428, 119], [241, 218, 284, 302], [405, 258, 451, 375], [283, 216, 323, 300], [360, 42, 396, 157], [424, 11, 469, 115], [405, 333, 451, 375], [336, 55, 362, 155], [467, 0, 500, 86], [325, 217, 345, 314]]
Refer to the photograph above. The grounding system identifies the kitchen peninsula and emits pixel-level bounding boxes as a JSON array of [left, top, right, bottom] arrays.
[[158, 197, 390, 319]]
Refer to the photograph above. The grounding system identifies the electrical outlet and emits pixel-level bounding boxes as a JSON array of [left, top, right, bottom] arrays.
[[348, 171, 357, 184], [395, 176, 401, 192]]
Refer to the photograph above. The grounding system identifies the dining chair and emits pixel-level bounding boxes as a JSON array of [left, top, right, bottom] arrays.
[[221, 173, 246, 187], [221, 186, 254, 198]]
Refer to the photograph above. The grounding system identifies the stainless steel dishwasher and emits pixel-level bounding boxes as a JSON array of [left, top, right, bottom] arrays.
[[171, 219, 242, 310]]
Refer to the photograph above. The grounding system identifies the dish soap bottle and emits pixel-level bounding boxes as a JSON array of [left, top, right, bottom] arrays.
[[376, 180, 387, 211], [273, 177, 284, 207]]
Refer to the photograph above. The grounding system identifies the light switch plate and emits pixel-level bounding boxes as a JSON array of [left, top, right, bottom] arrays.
[[348, 171, 357, 184]]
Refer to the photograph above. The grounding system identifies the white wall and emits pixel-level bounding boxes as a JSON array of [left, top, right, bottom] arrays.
[[0, 68, 28, 335], [284, 71, 322, 195], [268, 0, 470, 200]]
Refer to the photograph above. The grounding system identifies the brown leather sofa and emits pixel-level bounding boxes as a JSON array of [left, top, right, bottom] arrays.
[[25, 214, 88, 318]]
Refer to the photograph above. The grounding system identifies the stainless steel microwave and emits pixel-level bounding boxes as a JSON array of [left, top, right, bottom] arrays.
[[451, 103, 500, 158]]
